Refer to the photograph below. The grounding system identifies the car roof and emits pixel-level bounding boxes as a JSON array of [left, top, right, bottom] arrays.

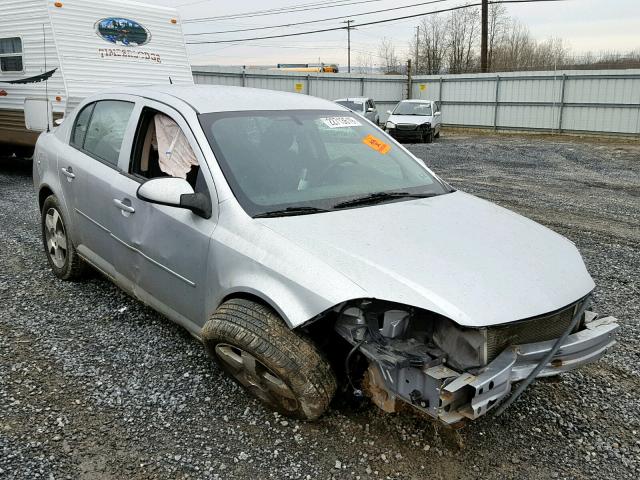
[[399, 99, 433, 104], [100, 85, 348, 114]]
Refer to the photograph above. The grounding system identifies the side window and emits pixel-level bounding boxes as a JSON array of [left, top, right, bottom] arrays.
[[130, 108, 203, 191], [70, 103, 95, 149], [370, 100, 376, 109], [0, 37, 23, 72], [83, 100, 134, 167]]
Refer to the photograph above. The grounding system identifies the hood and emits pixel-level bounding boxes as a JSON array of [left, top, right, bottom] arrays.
[[257, 191, 594, 327], [388, 114, 432, 125]]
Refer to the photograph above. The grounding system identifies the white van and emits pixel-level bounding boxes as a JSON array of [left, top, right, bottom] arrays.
[[0, 0, 193, 156]]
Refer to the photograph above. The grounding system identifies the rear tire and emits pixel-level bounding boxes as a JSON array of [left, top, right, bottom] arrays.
[[41, 195, 85, 280], [202, 298, 336, 420]]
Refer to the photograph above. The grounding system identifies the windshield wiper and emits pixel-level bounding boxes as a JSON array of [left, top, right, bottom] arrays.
[[253, 206, 331, 218], [333, 191, 439, 209]]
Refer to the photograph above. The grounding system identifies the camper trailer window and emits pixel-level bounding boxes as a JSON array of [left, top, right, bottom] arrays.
[[0, 37, 23, 72]]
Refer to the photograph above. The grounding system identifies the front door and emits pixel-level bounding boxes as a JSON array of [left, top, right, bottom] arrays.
[[108, 101, 217, 331]]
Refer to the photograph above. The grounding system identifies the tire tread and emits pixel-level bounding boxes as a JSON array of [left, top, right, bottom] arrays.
[[202, 298, 336, 420]]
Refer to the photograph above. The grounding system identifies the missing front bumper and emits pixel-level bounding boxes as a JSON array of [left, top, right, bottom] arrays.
[[338, 315, 619, 425]]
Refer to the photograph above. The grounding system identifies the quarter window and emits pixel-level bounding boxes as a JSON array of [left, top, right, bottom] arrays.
[[81, 100, 134, 167], [0, 37, 23, 72], [71, 103, 95, 149]]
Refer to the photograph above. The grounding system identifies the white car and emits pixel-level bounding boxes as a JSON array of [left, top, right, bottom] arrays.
[[386, 100, 441, 143], [33, 85, 618, 425], [334, 97, 380, 125]]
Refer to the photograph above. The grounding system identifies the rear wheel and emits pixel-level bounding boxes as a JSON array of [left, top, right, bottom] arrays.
[[41, 195, 85, 280], [202, 298, 336, 420]]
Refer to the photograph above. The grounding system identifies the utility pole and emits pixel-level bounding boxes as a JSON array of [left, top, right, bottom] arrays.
[[407, 58, 412, 99], [343, 19, 354, 73], [480, 0, 488, 73], [415, 25, 420, 74]]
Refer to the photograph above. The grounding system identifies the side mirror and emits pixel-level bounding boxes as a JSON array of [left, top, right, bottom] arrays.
[[434, 111, 441, 116], [386, 110, 392, 115], [367, 107, 375, 112], [137, 177, 212, 218]]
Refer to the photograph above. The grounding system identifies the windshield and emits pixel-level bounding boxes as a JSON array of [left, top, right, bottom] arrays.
[[199, 110, 448, 216], [335, 100, 364, 112], [393, 102, 432, 116]]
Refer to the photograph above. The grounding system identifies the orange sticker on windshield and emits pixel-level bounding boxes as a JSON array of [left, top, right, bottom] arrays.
[[362, 134, 391, 154]]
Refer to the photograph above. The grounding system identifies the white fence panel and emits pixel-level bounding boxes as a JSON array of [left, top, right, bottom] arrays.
[[192, 67, 640, 136]]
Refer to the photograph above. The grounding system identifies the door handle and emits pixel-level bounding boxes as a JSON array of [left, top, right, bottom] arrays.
[[113, 198, 135, 214], [61, 167, 75, 179]]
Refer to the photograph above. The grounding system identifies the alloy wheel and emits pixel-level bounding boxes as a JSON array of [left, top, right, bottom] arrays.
[[44, 208, 68, 269], [215, 343, 299, 412]]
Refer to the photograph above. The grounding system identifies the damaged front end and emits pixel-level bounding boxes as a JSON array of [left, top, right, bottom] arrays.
[[333, 299, 619, 425]]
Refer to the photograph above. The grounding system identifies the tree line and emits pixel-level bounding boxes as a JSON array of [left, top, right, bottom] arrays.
[[365, 4, 640, 75]]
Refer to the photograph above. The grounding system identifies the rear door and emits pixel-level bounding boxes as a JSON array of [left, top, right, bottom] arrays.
[[108, 100, 217, 330], [57, 98, 136, 275]]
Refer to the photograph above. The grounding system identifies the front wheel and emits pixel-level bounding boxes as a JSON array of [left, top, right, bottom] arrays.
[[202, 298, 337, 420], [423, 130, 434, 143]]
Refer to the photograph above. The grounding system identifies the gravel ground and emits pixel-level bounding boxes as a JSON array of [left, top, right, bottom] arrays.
[[1, 132, 639, 479]]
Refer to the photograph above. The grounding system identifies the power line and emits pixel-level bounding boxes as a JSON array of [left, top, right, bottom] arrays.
[[185, 0, 451, 36], [186, 0, 566, 45], [183, 0, 384, 24], [185, 0, 353, 21]]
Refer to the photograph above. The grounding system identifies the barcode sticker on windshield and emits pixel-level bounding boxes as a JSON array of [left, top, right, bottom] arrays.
[[321, 116, 362, 128]]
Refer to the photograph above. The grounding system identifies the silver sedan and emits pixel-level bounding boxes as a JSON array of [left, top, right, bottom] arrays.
[[33, 85, 618, 424]]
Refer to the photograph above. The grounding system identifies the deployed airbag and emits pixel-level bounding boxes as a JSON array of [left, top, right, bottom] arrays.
[[154, 114, 198, 179]]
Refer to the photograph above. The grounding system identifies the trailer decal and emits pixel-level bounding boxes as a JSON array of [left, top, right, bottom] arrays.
[[95, 18, 151, 47], [98, 48, 161, 64], [0, 68, 57, 85]]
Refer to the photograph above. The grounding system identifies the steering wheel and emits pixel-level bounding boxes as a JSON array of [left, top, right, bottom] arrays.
[[318, 156, 358, 184]]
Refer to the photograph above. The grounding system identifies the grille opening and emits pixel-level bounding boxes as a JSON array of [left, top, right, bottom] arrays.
[[485, 301, 581, 363]]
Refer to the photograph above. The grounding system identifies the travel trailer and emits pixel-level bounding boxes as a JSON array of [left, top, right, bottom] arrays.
[[0, 0, 193, 156]]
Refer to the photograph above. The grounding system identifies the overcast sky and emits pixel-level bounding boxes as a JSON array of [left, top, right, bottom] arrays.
[[153, 0, 640, 66]]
